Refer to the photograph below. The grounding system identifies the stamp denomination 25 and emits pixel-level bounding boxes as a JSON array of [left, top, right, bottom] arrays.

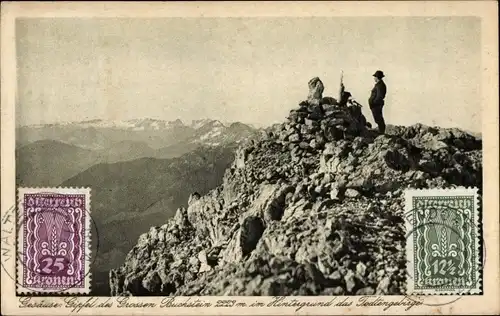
[[405, 188, 481, 295], [17, 188, 91, 294]]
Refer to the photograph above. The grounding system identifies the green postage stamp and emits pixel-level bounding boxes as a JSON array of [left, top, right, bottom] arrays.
[[405, 188, 481, 295]]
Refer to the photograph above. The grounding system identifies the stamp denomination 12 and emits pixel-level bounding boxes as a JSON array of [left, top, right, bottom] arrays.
[[17, 187, 91, 294], [405, 188, 481, 295]]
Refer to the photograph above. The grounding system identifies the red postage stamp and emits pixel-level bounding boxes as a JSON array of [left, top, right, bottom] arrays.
[[17, 188, 91, 294]]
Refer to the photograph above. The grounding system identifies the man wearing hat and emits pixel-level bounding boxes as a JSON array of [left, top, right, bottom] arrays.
[[369, 70, 387, 134]]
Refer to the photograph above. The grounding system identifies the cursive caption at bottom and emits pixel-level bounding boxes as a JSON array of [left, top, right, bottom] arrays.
[[18, 296, 423, 313]]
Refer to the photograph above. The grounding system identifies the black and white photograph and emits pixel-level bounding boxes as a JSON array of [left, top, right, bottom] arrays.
[[1, 2, 499, 315]]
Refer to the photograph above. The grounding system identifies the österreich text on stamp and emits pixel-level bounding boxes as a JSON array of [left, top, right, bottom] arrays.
[[17, 188, 91, 294], [405, 188, 481, 295]]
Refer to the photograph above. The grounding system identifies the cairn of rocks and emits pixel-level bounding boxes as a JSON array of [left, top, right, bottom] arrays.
[[109, 77, 482, 296]]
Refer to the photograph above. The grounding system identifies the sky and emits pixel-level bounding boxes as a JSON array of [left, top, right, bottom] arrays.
[[16, 17, 481, 131]]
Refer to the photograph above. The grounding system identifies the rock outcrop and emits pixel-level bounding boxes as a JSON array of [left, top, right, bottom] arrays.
[[307, 77, 325, 105], [109, 77, 482, 296]]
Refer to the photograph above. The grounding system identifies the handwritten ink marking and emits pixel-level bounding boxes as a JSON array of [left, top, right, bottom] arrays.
[[160, 297, 212, 308], [115, 297, 156, 308], [267, 296, 337, 311], [249, 301, 265, 307], [18, 297, 63, 308], [335, 297, 352, 307], [63, 297, 114, 313], [356, 296, 423, 311], [215, 300, 236, 308], [64, 297, 99, 313], [14, 295, 430, 313]]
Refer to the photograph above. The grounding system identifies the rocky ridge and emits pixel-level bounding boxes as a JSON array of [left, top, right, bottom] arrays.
[[109, 77, 482, 296]]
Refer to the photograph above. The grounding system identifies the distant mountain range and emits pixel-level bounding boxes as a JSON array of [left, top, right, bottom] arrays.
[[15, 118, 258, 294], [16, 119, 258, 186], [17, 118, 258, 150]]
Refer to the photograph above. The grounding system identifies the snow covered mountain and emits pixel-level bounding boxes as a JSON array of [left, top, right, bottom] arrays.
[[153, 120, 258, 158], [28, 118, 187, 131], [17, 118, 259, 153]]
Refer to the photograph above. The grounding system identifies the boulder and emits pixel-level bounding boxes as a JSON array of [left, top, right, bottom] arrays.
[[307, 77, 324, 105], [345, 188, 360, 198]]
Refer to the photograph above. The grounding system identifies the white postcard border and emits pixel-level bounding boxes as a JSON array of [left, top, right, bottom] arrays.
[[1, 1, 498, 315]]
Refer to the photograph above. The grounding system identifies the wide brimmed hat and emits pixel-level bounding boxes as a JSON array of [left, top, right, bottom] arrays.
[[373, 70, 385, 78]]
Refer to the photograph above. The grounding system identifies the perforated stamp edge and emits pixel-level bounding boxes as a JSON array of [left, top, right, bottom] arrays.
[[404, 187, 481, 295], [16, 187, 92, 295]]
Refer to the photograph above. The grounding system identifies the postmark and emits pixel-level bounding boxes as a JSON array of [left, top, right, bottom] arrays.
[[17, 188, 91, 294], [405, 188, 481, 295]]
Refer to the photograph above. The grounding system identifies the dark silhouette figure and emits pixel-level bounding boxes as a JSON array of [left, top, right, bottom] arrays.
[[369, 70, 387, 134], [339, 91, 351, 107]]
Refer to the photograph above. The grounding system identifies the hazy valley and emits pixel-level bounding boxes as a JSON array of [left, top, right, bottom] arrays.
[[16, 118, 257, 294]]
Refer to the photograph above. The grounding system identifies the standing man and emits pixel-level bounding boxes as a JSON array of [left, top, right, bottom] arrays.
[[368, 70, 387, 134]]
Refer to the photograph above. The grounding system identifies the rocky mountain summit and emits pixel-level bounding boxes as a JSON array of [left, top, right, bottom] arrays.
[[109, 77, 482, 296]]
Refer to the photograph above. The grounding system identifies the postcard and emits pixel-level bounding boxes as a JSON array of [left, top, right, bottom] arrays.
[[1, 1, 498, 315]]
